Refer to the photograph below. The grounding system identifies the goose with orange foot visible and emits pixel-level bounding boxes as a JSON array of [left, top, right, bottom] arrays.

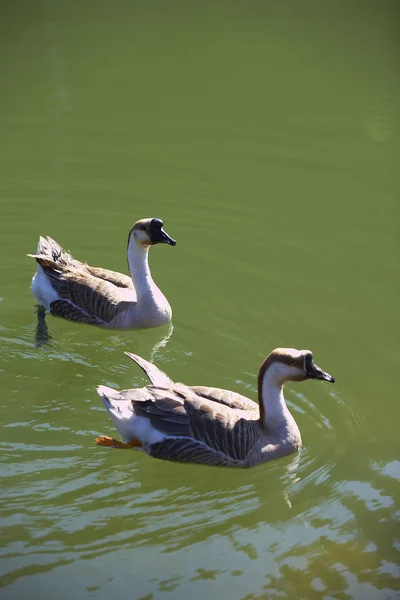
[[95, 348, 334, 468]]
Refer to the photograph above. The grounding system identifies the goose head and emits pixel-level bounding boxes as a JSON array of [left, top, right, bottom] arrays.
[[130, 218, 176, 247], [259, 348, 335, 388]]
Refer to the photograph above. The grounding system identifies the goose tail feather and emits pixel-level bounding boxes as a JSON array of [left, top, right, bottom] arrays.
[[124, 352, 174, 387]]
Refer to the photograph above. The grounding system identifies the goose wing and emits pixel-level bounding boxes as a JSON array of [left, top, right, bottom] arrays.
[[36, 257, 133, 324], [30, 236, 80, 268], [124, 352, 174, 387], [188, 385, 259, 413], [30, 236, 134, 292], [123, 353, 259, 412], [85, 266, 135, 291], [129, 385, 260, 465]]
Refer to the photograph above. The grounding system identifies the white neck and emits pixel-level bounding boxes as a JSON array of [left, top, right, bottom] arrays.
[[261, 371, 289, 424], [127, 238, 157, 300]]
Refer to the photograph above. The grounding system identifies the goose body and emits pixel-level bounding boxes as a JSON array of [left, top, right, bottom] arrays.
[[28, 218, 176, 329], [96, 348, 335, 467]]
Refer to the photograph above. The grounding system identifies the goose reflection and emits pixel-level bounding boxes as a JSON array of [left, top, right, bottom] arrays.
[[33, 313, 174, 369], [34, 304, 53, 348]]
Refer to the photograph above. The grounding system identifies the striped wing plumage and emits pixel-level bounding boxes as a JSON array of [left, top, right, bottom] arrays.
[[129, 384, 261, 465]]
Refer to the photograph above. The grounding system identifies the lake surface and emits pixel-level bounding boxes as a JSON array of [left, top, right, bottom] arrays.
[[1, 1, 399, 598]]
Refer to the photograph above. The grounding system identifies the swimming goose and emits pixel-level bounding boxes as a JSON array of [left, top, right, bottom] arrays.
[[28, 218, 176, 329], [95, 348, 335, 467]]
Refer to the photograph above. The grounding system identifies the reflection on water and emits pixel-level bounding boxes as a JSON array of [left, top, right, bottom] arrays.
[[32, 303, 174, 361], [34, 305, 52, 348], [2, 441, 398, 598]]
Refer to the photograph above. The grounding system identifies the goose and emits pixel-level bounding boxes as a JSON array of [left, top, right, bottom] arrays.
[[95, 348, 335, 467], [28, 218, 176, 329]]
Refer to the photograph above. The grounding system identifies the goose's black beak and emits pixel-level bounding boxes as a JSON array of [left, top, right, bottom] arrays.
[[150, 218, 176, 246], [304, 354, 335, 383]]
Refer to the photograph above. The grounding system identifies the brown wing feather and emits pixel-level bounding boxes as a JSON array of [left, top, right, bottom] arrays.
[[129, 388, 190, 437], [189, 385, 259, 413], [85, 266, 134, 290], [149, 437, 238, 466], [31, 236, 134, 290], [50, 300, 106, 325], [34, 236, 80, 269], [37, 258, 131, 324], [129, 386, 260, 464], [184, 397, 260, 462], [30, 237, 136, 320]]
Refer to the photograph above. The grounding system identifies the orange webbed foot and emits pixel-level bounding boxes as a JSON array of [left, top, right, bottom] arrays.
[[95, 435, 131, 449], [95, 435, 142, 449]]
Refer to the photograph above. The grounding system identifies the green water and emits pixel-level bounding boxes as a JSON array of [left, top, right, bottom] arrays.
[[1, 1, 399, 598]]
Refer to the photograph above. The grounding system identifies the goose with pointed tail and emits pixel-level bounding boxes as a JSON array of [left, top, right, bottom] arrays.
[[96, 348, 335, 467], [28, 218, 176, 329]]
